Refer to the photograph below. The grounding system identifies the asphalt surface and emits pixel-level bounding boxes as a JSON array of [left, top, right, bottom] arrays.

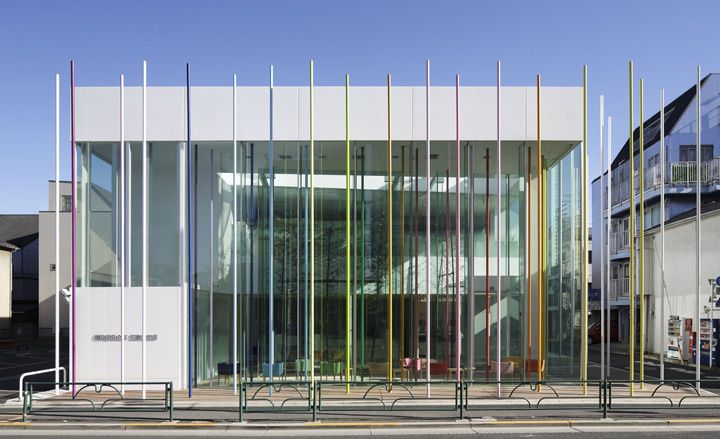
[[0, 337, 68, 399]]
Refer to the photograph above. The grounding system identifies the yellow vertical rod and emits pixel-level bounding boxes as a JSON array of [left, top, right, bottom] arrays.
[[309, 60, 315, 386], [639, 78, 645, 389], [582, 65, 588, 395], [345, 74, 351, 392], [536, 74, 543, 383], [400, 144, 405, 379], [628, 61, 635, 396], [387, 74, 393, 383]]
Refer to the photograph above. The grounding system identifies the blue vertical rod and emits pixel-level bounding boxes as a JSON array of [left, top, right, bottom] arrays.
[[186, 63, 193, 398]]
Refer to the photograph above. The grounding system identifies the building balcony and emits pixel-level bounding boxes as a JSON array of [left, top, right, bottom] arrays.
[[609, 231, 629, 254], [609, 278, 630, 300]]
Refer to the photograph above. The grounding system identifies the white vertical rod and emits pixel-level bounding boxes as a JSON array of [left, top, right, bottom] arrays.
[[268, 65, 275, 387], [209, 150, 214, 383], [141, 60, 148, 399], [696, 66, 701, 389], [599, 95, 605, 380], [120, 74, 126, 394], [232, 74, 238, 394], [425, 59, 431, 397], [606, 117, 612, 377], [659, 89, 665, 381], [495, 60, 502, 397], [54, 73, 60, 395]]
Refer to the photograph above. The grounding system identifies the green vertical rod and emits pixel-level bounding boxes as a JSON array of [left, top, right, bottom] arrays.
[[360, 146, 366, 376], [345, 74, 351, 392]]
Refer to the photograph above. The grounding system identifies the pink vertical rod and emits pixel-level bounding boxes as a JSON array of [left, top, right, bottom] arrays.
[[425, 60, 431, 397], [70, 60, 77, 396], [495, 60, 502, 397], [454, 74, 461, 382]]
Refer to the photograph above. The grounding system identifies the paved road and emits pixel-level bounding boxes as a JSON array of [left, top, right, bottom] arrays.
[[0, 338, 68, 399]]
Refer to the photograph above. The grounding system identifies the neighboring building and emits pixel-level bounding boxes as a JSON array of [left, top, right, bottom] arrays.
[[592, 74, 720, 357], [71, 76, 586, 389], [0, 214, 39, 335], [38, 181, 72, 337], [0, 240, 19, 333]]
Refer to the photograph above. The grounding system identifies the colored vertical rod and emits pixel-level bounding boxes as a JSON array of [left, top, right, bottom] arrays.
[[70, 60, 77, 396], [232, 74, 238, 394], [638, 79, 645, 389], [454, 74, 461, 382], [485, 148, 490, 381], [599, 95, 605, 381], [444, 170, 450, 365], [193, 144, 198, 386], [495, 60, 502, 396], [581, 65, 588, 395], [695, 66, 701, 389], [607, 117, 613, 377], [360, 146, 366, 374], [141, 60, 148, 400], [309, 60, 315, 385], [414, 147, 420, 364], [304, 143, 309, 381], [249, 143, 255, 381], [268, 66, 275, 386], [468, 145, 475, 383], [345, 74, 351, 391], [55, 73, 61, 394], [659, 91, 665, 381], [352, 142, 358, 381], [536, 74, 543, 383], [526, 144, 531, 379], [209, 150, 215, 383], [628, 61, 635, 396], [186, 63, 193, 397], [387, 73, 393, 383], [400, 144, 405, 377], [425, 60, 431, 396]]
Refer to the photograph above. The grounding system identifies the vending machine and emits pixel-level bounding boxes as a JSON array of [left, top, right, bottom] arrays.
[[691, 318, 720, 366], [667, 315, 683, 361]]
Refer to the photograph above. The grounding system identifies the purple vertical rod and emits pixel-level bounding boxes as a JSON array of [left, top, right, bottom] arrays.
[[455, 74, 461, 382]]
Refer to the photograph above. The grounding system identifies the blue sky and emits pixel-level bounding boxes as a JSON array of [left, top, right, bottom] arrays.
[[0, 0, 718, 213]]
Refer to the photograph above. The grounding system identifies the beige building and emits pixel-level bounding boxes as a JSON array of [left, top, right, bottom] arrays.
[[38, 181, 72, 337], [0, 240, 18, 332]]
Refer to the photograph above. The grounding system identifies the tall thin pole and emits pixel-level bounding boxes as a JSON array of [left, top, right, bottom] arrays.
[[387, 73, 393, 383], [695, 65, 702, 389], [361, 146, 366, 376], [599, 95, 605, 381], [495, 60, 502, 396], [659, 90, 665, 381], [232, 74, 238, 394], [309, 60, 315, 385], [186, 63, 193, 397], [485, 148, 490, 382], [400, 144, 405, 376], [454, 74, 461, 382], [268, 65, 275, 385], [628, 61, 635, 396], [606, 116, 612, 378], [209, 150, 214, 383], [444, 170, 450, 366], [536, 74, 543, 383], [345, 74, 351, 391], [425, 60, 431, 396], [468, 143, 475, 382], [70, 60, 76, 396], [581, 65, 588, 395], [54, 73, 60, 395], [639, 79, 645, 389], [119, 74, 125, 394], [141, 60, 148, 400]]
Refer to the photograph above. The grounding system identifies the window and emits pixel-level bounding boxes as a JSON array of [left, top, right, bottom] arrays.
[[61, 195, 72, 212], [679, 144, 714, 162]]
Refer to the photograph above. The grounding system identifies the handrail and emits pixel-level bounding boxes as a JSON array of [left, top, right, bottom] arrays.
[[18, 367, 66, 401]]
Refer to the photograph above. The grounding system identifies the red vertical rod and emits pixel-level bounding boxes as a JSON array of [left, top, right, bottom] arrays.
[[454, 75, 461, 382], [444, 169, 450, 365], [485, 148, 490, 381], [70, 60, 77, 395]]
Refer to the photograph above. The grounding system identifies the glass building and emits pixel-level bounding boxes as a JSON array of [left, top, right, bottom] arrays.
[[70, 65, 586, 391]]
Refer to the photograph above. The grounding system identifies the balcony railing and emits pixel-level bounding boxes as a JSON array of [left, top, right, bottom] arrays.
[[608, 158, 720, 207], [609, 231, 629, 254], [609, 278, 630, 300]]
